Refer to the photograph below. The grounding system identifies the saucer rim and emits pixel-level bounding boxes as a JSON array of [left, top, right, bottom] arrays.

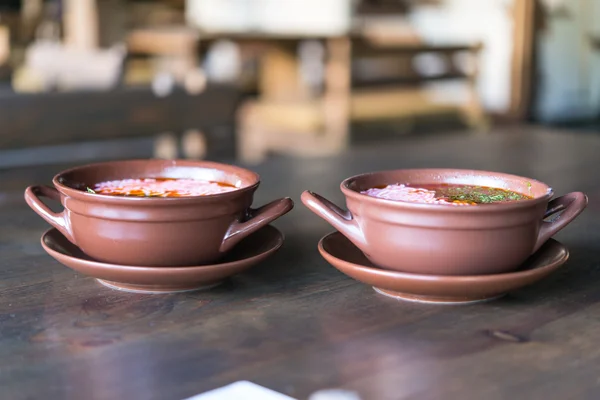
[[318, 231, 569, 282], [41, 225, 284, 272]]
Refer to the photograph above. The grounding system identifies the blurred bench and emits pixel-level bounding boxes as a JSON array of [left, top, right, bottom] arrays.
[[0, 85, 241, 168]]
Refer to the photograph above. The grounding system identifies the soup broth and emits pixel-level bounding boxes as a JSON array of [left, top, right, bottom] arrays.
[[90, 177, 237, 197], [361, 183, 531, 205]]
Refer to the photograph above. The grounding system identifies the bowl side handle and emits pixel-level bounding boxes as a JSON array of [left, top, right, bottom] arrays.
[[534, 192, 588, 252], [220, 197, 294, 253], [25, 185, 76, 244], [301, 191, 367, 251]]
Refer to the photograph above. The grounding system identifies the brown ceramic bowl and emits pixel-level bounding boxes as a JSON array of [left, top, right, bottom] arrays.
[[25, 159, 293, 266], [302, 168, 587, 275]]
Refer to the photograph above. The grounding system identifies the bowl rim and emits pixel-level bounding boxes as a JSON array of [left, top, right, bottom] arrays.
[[341, 168, 554, 212], [52, 159, 261, 204]]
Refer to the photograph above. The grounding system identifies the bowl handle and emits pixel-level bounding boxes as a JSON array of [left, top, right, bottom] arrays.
[[220, 197, 294, 253], [301, 191, 367, 251], [534, 192, 588, 253], [24, 185, 75, 244]]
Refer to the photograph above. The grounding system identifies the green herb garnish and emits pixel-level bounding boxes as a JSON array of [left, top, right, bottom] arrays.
[[441, 186, 529, 204], [86, 187, 96, 194]]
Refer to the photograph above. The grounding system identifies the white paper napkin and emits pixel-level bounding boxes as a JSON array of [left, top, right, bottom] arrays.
[[184, 381, 297, 400]]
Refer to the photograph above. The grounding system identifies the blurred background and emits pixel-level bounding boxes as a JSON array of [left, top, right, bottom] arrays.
[[0, 0, 598, 169]]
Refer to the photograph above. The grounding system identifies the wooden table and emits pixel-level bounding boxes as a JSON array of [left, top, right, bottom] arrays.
[[1, 126, 599, 400]]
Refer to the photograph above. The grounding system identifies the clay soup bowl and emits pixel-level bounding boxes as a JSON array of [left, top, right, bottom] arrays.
[[302, 168, 587, 275], [25, 159, 293, 266]]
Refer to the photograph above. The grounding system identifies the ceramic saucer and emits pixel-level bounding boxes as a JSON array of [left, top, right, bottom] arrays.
[[318, 232, 569, 304], [41, 225, 284, 294]]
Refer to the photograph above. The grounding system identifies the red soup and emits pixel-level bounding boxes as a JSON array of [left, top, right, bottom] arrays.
[[89, 178, 238, 197]]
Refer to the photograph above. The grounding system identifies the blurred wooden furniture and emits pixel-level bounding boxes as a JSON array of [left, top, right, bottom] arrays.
[[125, 26, 201, 87], [63, 0, 99, 51], [235, 34, 488, 163], [0, 25, 10, 66], [509, 0, 539, 120], [350, 41, 487, 128], [0, 85, 241, 167], [237, 36, 351, 164]]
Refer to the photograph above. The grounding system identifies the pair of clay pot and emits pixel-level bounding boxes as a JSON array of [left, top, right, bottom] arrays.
[[25, 160, 587, 277]]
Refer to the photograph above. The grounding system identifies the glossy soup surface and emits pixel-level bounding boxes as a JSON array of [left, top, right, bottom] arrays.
[[90, 177, 237, 197], [361, 183, 532, 205]]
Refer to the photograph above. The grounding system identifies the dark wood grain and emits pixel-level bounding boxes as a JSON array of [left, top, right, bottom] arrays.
[[1, 125, 600, 400]]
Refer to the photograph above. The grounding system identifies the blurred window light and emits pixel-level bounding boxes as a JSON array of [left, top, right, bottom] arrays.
[[203, 40, 241, 84], [152, 72, 175, 97], [298, 40, 325, 93], [412, 52, 448, 77]]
